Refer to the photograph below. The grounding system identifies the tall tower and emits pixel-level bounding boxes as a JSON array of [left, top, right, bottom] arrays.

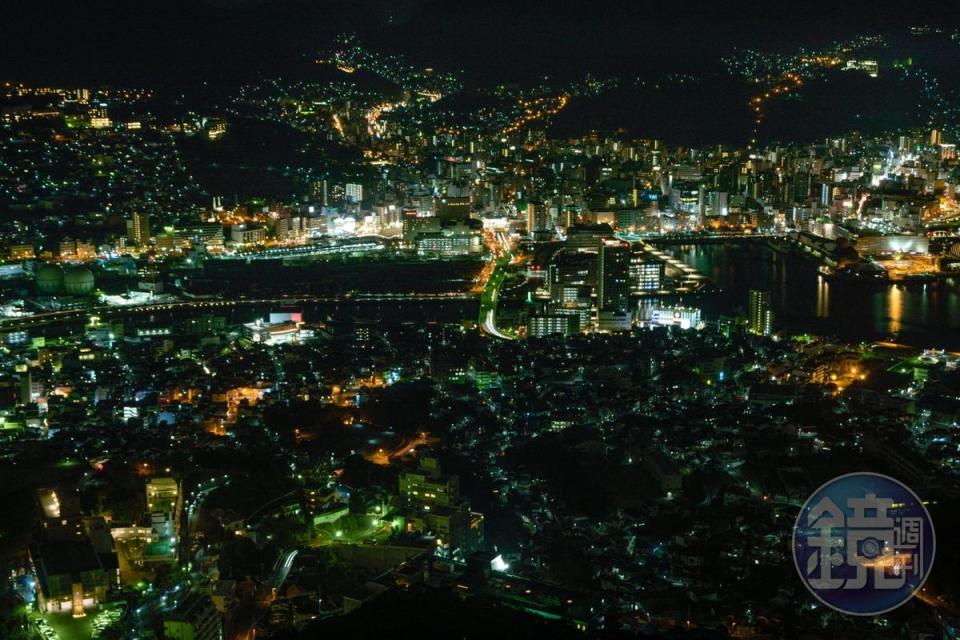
[[345, 183, 363, 204], [598, 240, 630, 315], [526, 201, 549, 241], [749, 289, 773, 336], [127, 212, 151, 247]]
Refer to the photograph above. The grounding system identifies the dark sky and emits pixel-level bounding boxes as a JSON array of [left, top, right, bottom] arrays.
[[3, 0, 960, 86]]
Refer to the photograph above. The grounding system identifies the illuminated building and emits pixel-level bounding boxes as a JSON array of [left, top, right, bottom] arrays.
[[127, 211, 151, 247], [399, 455, 483, 553], [843, 59, 878, 77], [374, 203, 400, 227], [670, 181, 702, 215], [75, 240, 96, 260], [242, 318, 308, 345], [547, 286, 592, 333], [597, 239, 631, 330], [9, 244, 35, 260], [749, 289, 773, 336], [29, 540, 111, 615], [415, 225, 483, 255], [28, 487, 117, 614], [229, 225, 266, 246], [174, 224, 224, 249], [345, 182, 363, 204], [400, 456, 459, 507], [206, 119, 226, 140], [526, 201, 551, 241], [409, 218, 483, 255], [58, 238, 79, 260], [628, 253, 664, 293], [549, 248, 597, 331], [644, 305, 703, 330], [89, 106, 111, 129], [526, 314, 573, 337], [705, 190, 729, 217]]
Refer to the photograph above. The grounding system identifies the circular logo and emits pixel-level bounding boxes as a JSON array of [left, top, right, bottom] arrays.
[[792, 472, 935, 616]]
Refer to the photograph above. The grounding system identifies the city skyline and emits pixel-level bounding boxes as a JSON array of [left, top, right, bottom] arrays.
[[2, 4, 960, 640]]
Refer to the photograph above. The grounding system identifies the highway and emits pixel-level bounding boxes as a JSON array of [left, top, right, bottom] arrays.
[[482, 308, 514, 340], [476, 228, 517, 340], [478, 259, 516, 340]]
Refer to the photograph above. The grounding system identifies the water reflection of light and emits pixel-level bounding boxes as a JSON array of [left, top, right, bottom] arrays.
[[816, 275, 829, 318], [887, 285, 903, 333]]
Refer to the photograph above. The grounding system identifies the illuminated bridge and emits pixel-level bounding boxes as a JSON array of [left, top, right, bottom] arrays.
[[643, 233, 781, 245]]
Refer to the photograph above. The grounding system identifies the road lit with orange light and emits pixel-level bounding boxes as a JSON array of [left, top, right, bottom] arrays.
[[748, 71, 806, 149], [502, 94, 569, 136]]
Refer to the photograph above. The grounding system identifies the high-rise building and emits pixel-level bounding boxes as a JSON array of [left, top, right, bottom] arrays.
[[597, 239, 631, 331], [597, 240, 630, 315], [550, 252, 596, 294], [127, 212, 151, 247], [345, 183, 363, 204], [749, 289, 773, 336], [629, 253, 664, 293], [820, 183, 833, 207], [705, 190, 729, 217], [526, 201, 550, 241]]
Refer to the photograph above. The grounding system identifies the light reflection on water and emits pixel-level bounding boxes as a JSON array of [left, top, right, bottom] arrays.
[[669, 243, 960, 348]]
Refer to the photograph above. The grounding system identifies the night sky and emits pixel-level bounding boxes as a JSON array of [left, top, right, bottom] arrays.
[[5, 0, 960, 86]]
